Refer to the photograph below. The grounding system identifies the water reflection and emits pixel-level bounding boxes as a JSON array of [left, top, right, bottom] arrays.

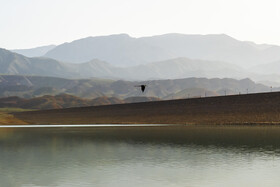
[[1, 125, 280, 186]]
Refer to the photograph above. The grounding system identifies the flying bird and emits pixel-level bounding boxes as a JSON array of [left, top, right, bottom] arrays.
[[135, 84, 147, 93]]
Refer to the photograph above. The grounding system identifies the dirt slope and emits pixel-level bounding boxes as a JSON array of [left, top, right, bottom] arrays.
[[14, 92, 280, 125]]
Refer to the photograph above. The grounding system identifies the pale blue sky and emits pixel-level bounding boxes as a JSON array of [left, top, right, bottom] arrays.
[[1, 0, 280, 49]]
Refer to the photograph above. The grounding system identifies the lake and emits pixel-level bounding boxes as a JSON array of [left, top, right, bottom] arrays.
[[1, 125, 280, 187]]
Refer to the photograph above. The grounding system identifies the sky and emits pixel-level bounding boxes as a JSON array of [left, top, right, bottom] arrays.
[[1, 0, 280, 49]]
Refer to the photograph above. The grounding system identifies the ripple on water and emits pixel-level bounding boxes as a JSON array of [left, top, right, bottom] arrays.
[[0, 125, 280, 186]]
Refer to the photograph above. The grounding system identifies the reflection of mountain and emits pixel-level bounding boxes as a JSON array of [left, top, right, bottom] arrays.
[[0, 75, 271, 100], [45, 33, 280, 68]]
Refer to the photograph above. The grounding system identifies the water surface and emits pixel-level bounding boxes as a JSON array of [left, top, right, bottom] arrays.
[[1, 125, 280, 187]]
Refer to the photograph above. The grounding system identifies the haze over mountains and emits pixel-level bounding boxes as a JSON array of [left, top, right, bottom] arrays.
[[3, 33, 280, 87], [0, 75, 271, 100], [43, 33, 280, 68], [2, 47, 280, 85], [12, 45, 56, 57], [3, 31, 280, 108]]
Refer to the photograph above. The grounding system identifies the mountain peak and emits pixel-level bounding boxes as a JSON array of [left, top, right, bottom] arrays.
[[72, 33, 132, 43], [11, 45, 56, 57], [43, 33, 280, 67]]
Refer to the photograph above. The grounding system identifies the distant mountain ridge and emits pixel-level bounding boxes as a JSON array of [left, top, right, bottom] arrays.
[[252, 60, 280, 75], [0, 48, 120, 79], [3, 47, 280, 85], [0, 94, 113, 110], [0, 48, 256, 81], [44, 33, 280, 67], [0, 75, 272, 100], [0, 94, 163, 110], [127, 57, 245, 80], [12, 45, 56, 57]]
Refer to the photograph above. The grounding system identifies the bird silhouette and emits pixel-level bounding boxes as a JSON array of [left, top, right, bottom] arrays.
[[135, 84, 147, 92]]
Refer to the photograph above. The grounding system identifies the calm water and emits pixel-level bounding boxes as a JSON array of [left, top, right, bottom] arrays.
[[1, 125, 280, 187]]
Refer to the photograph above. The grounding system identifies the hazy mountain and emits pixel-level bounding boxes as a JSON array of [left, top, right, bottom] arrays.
[[251, 60, 280, 75], [164, 88, 218, 100], [45, 34, 170, 66], [45, 33, 280, 68], [246, 60, 280, 86], [2, 48, 280, 85], [0, 48, 121, 79], [0, 48, 72, 77], [244, 41, 273, 50], [0, 48, 248, 80], [12, 45, 56, 57], [125, 58, 246, 80], [0, 75, 272, 99], [142, 77, 270, 97]]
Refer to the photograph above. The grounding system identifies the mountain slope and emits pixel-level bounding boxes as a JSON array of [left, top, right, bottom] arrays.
[[12, 45, 56, 57], [45, 34, 170, 66], [0, 48, 121, 79], [45, 33, 280, 67], [3, 48, 280, 84], [164, 88, 218, 99], [0, 94, 125, 110], [0, 75, 271, 99], [126, 57, 245, 80], [252, 60, 280, 75], [0, 48, 72, 77], [0, 48, 248, 80]]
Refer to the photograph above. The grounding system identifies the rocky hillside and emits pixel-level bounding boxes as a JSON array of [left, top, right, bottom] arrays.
[[0, 75, 272, 100], [0, 94, 161, 110]]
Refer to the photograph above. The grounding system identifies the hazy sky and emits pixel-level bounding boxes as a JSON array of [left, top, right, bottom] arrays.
[[1, 0, 280, 49]]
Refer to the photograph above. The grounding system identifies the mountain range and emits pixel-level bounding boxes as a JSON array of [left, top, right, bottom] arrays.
[[12, 45, 56, 57], [43, 33, 280, 68], [0, 75, 272, 100], [0, 48, 274, 83], [4, 33, 280, 86], [0, 94, 162, 110], [0, 48, 245, 79]]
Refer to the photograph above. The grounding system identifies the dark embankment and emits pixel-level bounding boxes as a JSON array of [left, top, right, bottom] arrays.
[[4, 126, 280, 147], [14, 92, 280, 125]]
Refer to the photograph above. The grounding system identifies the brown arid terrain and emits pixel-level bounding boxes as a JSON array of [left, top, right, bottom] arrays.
[[0, 108, 30, 125], [11, 91, 280, 125], [0, 94, 160, 110], [0, 112, 27, 125]]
